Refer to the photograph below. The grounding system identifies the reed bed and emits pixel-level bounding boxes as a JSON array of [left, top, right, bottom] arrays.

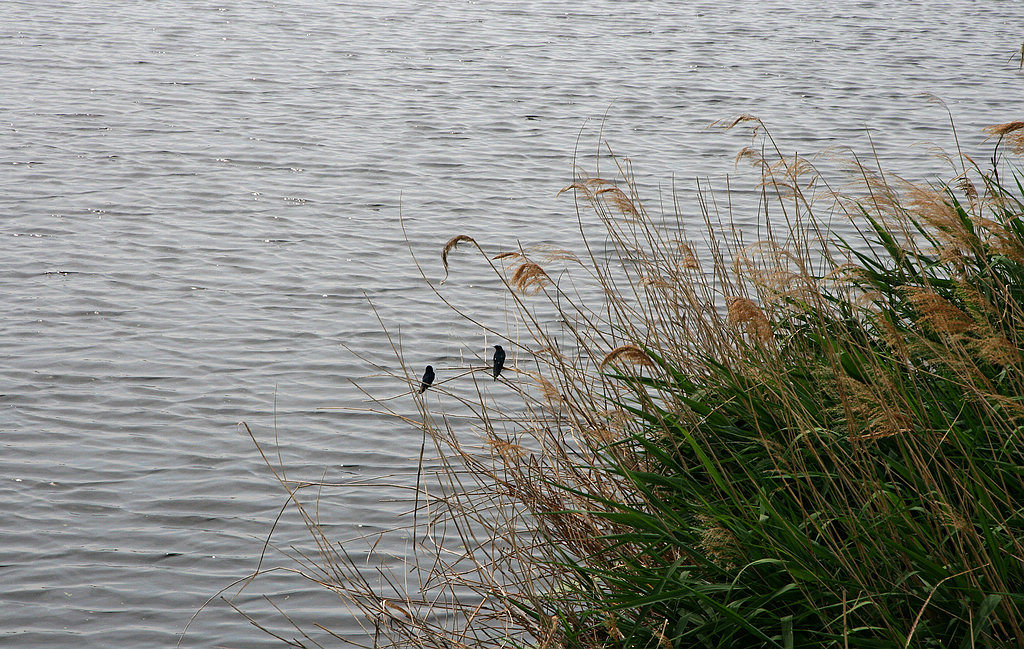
[[247, 116, 1024, 648]]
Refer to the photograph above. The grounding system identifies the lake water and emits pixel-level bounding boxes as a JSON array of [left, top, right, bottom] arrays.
[[2, 1, 1022, 646]]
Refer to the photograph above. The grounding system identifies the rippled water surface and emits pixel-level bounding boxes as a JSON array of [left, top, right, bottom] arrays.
[[2, 1, 1022, 646]]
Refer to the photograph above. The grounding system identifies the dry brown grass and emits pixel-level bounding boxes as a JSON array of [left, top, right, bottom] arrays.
[[985, 121, 1024, 155], [510, 261, 552, 294], [600, 345, 655, 369]]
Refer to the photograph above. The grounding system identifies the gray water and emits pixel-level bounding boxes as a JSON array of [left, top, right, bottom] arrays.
[[2, 1, 1022, 646]]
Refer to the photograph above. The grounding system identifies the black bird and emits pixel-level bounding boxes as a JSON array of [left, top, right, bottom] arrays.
[[419, 365, 435, 393], [492, 345, 506, 380]]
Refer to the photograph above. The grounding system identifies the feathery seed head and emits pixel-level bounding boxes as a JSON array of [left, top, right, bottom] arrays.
[[510, 261, 552, 294], [601, 345, 655, 368], [904, 288, 973, 335], [441, 234, 478, 272], [726, 296, 773, 343], [984, 121, 1024, 154]]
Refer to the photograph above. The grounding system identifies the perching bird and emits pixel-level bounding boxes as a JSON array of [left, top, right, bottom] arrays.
[[419, 365, 435, 393], [492, 345, 505, 380]]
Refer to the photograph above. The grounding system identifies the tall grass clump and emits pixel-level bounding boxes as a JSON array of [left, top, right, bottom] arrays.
[[246, 117, 1024, 648]]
